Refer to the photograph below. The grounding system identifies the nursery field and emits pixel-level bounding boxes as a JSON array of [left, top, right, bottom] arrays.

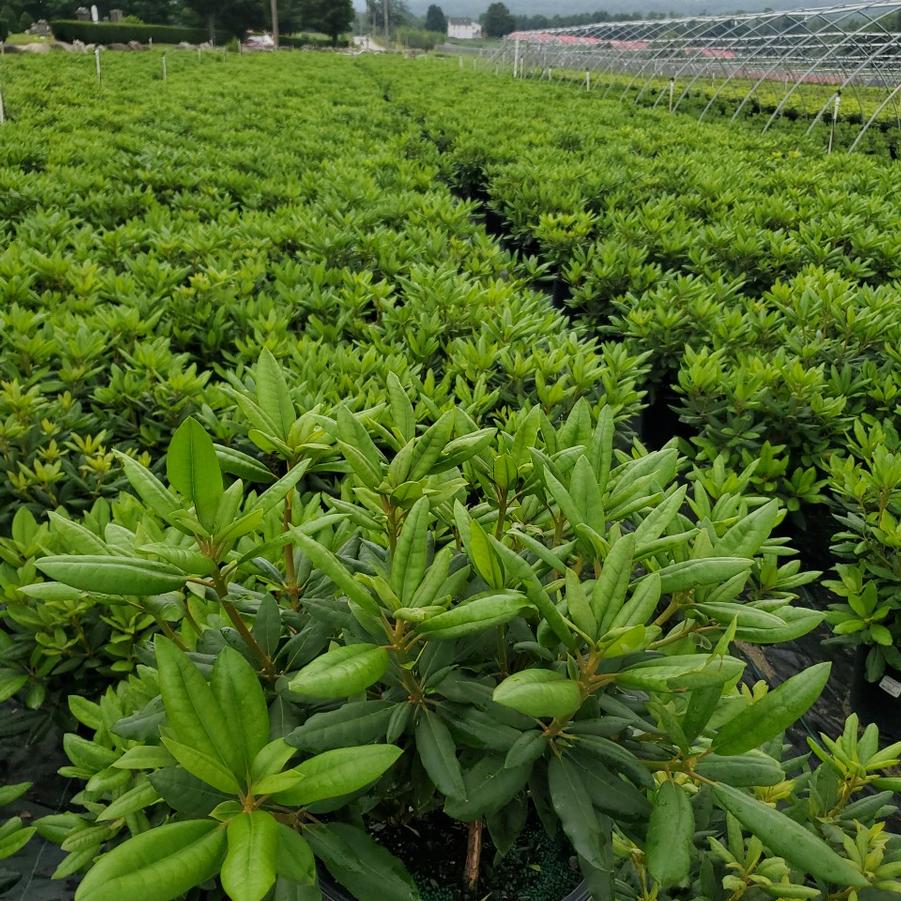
[[0, 51, 899, 901]]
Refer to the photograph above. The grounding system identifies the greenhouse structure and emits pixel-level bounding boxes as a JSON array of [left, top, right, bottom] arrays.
[[495, 1, 901, 149]]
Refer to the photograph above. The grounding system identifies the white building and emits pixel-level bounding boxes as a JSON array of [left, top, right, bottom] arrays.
[[447, 18, 482, 40]]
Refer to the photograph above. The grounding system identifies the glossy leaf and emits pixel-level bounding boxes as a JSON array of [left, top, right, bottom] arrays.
[[74, 819, 226, 901], [288, 644, 389, 699]]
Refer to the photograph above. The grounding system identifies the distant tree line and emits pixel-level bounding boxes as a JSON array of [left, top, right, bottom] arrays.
[[0, 0, 355, 41]]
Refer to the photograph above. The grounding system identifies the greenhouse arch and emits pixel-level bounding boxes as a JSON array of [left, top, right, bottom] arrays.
[[493, 1, 901, 150]]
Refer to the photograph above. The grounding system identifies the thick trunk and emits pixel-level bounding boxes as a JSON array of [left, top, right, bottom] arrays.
[[207, 12, 215, 43]]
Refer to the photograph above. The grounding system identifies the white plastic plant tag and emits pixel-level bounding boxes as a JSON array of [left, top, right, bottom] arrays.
[[879, 675, 901, 699]]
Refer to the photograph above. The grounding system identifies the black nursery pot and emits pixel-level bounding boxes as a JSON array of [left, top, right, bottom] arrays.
[[851, 646, 901, 741], [320, 877, 590, 901]]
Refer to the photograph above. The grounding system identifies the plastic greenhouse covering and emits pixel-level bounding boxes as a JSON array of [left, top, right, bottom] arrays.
[[493, 1, 901, 149]]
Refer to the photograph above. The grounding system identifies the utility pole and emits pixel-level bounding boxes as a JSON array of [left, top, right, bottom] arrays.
[[271, 0, 279, 48]]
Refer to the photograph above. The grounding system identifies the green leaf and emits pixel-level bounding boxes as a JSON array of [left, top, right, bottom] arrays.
[[391, 496, 430, 604], [408, 410, 454, 481], [256, 349, 295, 441], [617, 654, 745, 692], [415, 713, 466, 800], [0, 783, 31, 806], [115, 451, 181, 519], [415, 591, 531, 639], [251, 739, 297, 781], [696, 752, 785, 787], [213, 445, 275, 484], [468, 518, 504, 589], [291, 532, 379, 616], [306, 823, 418, 901], [444, 755, 531, 821], [275, 825, 315, 886], [161, 737, 242, 795], [504, 731, 547, 769], [273, 745, 402, 806], [386, 373, 415, 443], [565, 569, 597, 638], [154, 636, 243, 779], [493, 669, 583, 719], [548, 755, 605, 870], [713, 500, 781, 557], [74, 819, 227, 901], [114, 746, 175, 770], [249, 461, 310, 517], [488, 536, 575, 649], [210, 647, 270, 778], [97, 781, 160, 822], [222, 811, 278, 901], [712, 663, 831, 756], [646, 780, 693, 888], [650, 558, 752, 595], [287, 701, 392, 751], [47, 512, 110, 556], [36, 556, 185, 596], [712, 783, 868, 887], [167, 417, 223, 531], [288, 644, 389, 700], [592, 533, 636, 636], [149, 767, 230, 818]]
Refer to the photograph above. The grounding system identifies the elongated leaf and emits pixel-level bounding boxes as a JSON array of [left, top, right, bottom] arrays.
[[154, 636, 243, 778], [167, 418, 223, 531], [415, 592, 531, 640], [97, 781, 160, 822], [646, 780, 693, 887], [306, 823, 418, 901], [415, 713, 466, 800], [74, 819, 227, 901], [115, 451, 182, 519], [275, 825, 315, 886], [696, 752, 784, 787], [592, 533, 636, 636], [214, 444, 275, 484], [149, 767, 230, 818], [256, 349, 295, 441], [617, 654, 744, 692], [548, 755, 605, 870], [291, 532, 378, 616], [408, 411, 454, 481], [504, 731, 547, 769], [712, 663, 830, 756], [287, 701, 392, 751], [488, 536, 575, 648], [288, 644, 389, 700], [468, 519, 504, 589], [386, 373, 416, 443], [222, 811, 278, 901], [493, 669, 583, 719], [161, 737, 241, 795], [210, 647, 270, 778], [391, 497, 430, 604], [273, 745, 402, 806], [712, 783, 868, 887], [250, 461, 310, 518], [713, 500, 781, 557], [650, 558, 752, 595], [36, 556, 185, 596], [444, 755, 531, 821]]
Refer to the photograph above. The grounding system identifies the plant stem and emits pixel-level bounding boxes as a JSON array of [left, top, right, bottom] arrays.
[[282, 491, 300, 607], [212, 571, 276, 677], [464, 818, 483, 894]]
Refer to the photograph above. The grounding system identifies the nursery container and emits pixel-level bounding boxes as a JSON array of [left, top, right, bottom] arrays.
[[851, 646, 901, 741]]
